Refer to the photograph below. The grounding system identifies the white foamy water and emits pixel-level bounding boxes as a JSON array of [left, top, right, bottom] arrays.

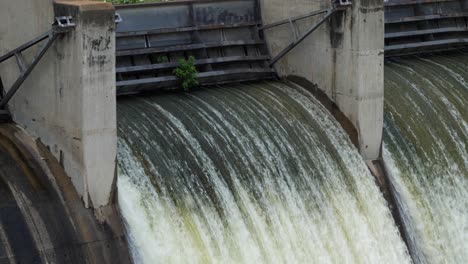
[[384, 52, 468, 263], [117, 81, 410, 264]]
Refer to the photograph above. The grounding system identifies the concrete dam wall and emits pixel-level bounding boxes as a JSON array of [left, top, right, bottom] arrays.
[[260, 0, 384, 160], [0, 0, 467, 263], [0, 0, 384, 210], [0, 0, 117, 209], [0, 124, 130, 263]]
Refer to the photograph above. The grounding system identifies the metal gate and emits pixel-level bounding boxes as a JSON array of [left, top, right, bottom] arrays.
[[115, 0, 275, 95]]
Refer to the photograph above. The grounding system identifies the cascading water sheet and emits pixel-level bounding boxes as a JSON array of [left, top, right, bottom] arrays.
[[384, 51, 468, 263], [117, 81, 410, 263]]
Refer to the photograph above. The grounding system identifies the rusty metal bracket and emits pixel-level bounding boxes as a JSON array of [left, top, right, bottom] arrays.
[[0, 17, 75, 111]]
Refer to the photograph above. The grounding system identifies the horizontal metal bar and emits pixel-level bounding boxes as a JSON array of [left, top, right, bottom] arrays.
[[117, 75, 277, 96], [385, 38, 468, 51], [385, 46, 467, 57], [0, 31, 50, 63], [0, 33, 58, 108], [117, 76, 177, 87], [117, 55, 270, 74], [259, 9, 329, 31], [384, 0, 458, 7], [117, 68, 275, 95], [117, 40, 264, 56], [202, 76, 276, 87], [117, 22, 260, 37], [385, 27, 468, 38], [116, 68, 275, 87], [115, 0, 255, 9], [270, 8, 337, 66], [385, 12, 468, 24]]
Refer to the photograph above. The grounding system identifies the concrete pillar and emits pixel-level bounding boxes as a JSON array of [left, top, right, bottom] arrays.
[[260, 0, 384, 160], [334, 0, 384, 160], [0, 0, 117, 208]]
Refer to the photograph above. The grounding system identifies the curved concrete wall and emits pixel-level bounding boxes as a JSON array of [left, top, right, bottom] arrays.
[[0, 0, 117, 208], [260, 0, 384, 160], [0, 124, 130, 263]]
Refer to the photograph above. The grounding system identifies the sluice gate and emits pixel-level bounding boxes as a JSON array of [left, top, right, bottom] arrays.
[[114, 0, 349, 95], [115, 0, 275, 95], [385, 0, 468, 56]]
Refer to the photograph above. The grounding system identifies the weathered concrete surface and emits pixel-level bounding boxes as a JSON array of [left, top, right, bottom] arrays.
[[0, 124, 131, 264], [0, 0, 117, 208], [260, 0, 384, 160]]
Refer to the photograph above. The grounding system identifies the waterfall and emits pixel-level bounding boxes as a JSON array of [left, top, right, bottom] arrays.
[[117, 81, 410, 263], [384, 51, 468, 263]]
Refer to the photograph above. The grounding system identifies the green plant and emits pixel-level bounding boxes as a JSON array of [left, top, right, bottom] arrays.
[[173, 56, 199, 92]]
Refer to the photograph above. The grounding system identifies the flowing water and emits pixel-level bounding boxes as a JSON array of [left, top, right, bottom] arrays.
[[117, 81, 410, 263], [384, 51, 468, 263]]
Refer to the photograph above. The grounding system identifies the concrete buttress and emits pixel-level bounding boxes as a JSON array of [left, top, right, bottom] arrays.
[[0, 0, 117, 208]]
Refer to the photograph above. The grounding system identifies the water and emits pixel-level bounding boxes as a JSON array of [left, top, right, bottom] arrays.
[[117, 81, 410, 263], [384, 51, 468, 263]]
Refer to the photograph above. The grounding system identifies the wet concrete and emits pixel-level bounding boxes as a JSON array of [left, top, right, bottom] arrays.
[[0, 124, 131, 264]]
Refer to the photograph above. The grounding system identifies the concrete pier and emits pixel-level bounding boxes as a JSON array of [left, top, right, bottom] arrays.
[[260, 0, 384, 160], [0, 0, 117, 208]]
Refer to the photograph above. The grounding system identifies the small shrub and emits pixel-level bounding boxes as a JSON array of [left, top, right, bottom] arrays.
[[173, 56, 199, 92]]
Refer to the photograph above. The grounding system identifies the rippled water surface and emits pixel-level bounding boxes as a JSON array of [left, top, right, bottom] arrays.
[[384, 51, 468, 263], [117, 81, 410, 264]]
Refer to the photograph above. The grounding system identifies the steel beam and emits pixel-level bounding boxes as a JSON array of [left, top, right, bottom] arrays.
[[385, 38, 468, 51], [0, 33, 59, 108], [269, 8, 338, 66], [258, 9, 329, 31], [117, 68, 275, 87], [116, 55, 270, 74], [385, 27, 468, 38], [116, 22, 260, 37], [384, 0, 457, 7], [117, 40, 264, 56], [0, 31, 50, 63], [385, 12, 468, 24]]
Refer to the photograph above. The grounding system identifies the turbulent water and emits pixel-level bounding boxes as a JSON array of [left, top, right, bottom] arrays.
[[117, 81, 410, 264], [384, 51, 468, 263]]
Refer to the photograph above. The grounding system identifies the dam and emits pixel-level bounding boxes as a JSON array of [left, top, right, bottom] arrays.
[[0, 0, 467, 263]]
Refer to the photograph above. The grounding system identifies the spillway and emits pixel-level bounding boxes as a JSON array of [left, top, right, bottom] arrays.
[[384, 51, 468, 263], [117, 81, 410, 263]]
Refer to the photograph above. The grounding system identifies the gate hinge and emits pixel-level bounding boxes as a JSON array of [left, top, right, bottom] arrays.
[[54, 16, 76, 28], [115, 13, 123, 24]]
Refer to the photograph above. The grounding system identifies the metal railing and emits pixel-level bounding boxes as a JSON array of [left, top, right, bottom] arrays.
[[0, 17, 75, 112]]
